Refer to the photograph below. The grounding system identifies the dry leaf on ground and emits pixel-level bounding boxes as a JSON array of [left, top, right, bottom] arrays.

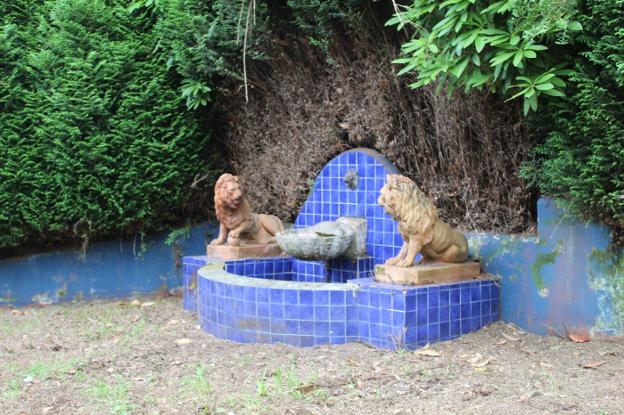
[[581, 360, 606, 369]]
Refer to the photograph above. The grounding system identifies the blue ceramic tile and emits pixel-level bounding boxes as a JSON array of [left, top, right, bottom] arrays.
[[471, 302, 480, 316], [392, 293, 405, 311], [270, 303, 284, 319], [370, 323, 381, 340], [330, 322, 346, 337], [460, 318, 472, 334], [370, 307, 381, 324], [359, 306, 371, 321], [284, 305, 299, 320], [314, 322, 330, 336], [270, 289, 283, 304], [450, 288, 460, 305], [314, 306, 330, 321], [330, 291, 345, 305], [314, 291, 329, 305], [380, 293, 392, 310], [381, 309, 393, 325], [460, 303, 471, 319], [257, 288, 269, 303], [284, 290, 298, 305], [300, 321, 314, 335], [450, 304, 460, 321], [428, 307, 439, 323], [347, 322, 358, 337]]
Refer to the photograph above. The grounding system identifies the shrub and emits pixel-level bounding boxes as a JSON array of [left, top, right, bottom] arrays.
[[0, 0, 216, 252], [387, 0, 580, 114], [525, 0, 624, 239]]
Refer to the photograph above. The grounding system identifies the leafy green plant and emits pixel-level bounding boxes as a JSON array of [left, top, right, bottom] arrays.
[[523, 0, 624, 241], [387, 0, 581, 114], [0, 0, 215, 252]]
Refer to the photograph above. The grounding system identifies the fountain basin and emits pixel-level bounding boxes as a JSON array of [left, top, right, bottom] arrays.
[[276, 217, 367, 260], [276, 221, 353, 260]]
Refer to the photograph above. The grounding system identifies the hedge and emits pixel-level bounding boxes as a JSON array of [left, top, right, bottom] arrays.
[[0, 0, 215, 251]]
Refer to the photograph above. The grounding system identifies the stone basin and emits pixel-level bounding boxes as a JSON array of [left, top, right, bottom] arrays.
[[275, 221, 353, 260]]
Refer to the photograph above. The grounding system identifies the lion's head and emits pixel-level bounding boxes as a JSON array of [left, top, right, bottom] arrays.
[[378, 174, 438, 237], [214, 173, 244, 219]]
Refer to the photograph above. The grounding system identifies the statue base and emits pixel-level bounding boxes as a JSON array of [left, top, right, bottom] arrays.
[[374, 260, 481, 285], [206, 242, 283, 260]]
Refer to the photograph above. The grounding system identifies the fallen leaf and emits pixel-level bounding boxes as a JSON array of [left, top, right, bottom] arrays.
[[519, 390, 542, 402], [471, 358, 492, 368], [496, 339, 508, 346], [567, 328, 591, 343], [415, 349, 442, 357], [469, 353, 483, 365], [581, 360, 606, 369], [175, 338, 193, 346], [539, 361, 553, 368], [295, 383, 319, 393], [41, 407, 53, 414], [347, 358, 359, 367], [500, 331, 520, 342]]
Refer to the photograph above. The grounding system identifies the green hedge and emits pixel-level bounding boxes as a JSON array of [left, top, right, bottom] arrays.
[[0, 0, 215, 251], [526, 0, 624, 239]]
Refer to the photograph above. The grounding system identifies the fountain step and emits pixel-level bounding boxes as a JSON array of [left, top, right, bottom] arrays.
[[374, 261, 481, 285]]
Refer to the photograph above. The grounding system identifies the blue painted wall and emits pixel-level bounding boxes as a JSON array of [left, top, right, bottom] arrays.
[[468, 199, 623, 336], [0, 223, 215, 306]]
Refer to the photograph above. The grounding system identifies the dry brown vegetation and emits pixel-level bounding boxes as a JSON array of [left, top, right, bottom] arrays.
[[220, 23, 534, 234]]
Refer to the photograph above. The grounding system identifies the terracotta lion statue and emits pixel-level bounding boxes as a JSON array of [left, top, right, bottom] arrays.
[[377, 174, 468, 267], [210, 173, 284, 246]]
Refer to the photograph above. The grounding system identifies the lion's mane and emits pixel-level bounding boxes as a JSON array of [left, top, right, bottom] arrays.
[[381, 175, 439, 240], [214, 173, 243, 225]]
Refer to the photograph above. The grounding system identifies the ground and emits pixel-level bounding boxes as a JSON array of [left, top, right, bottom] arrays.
[[1, 297, 622, 415]]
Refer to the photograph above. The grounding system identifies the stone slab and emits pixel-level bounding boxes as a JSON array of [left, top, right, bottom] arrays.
[[374, 260, 481, 285], [206, 242, 283, 260]]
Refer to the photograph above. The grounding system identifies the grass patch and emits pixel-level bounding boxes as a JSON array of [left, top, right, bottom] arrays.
[[86, 375, 137, 415]]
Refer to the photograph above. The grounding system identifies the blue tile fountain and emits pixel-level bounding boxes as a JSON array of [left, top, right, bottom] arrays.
[[183, 148, 500, 350]]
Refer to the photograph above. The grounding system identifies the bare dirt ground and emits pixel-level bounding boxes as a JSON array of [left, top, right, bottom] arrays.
[[1, 296, 622, 415]]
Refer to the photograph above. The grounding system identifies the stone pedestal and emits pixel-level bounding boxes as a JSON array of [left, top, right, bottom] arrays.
[[374, 260, 481, 285], [206, 242, 283, 260]]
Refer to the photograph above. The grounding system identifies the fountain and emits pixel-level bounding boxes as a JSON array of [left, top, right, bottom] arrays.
[[183, 149, 500, 350]]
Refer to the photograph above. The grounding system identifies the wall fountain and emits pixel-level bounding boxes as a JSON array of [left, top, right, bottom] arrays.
[[183, 149, 499, 350]]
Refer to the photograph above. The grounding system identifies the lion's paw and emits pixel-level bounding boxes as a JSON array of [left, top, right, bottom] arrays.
[[396, 259, 413, 268], [385, 257, 399, 266]]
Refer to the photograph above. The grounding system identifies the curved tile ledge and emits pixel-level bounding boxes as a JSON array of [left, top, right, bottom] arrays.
[[197, 263, 360, 347], [196, 261, 500, 350]]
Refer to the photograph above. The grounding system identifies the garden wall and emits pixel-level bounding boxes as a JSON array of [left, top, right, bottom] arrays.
[[1, 200, 621, 337], [0, 225, 213, 307], [469, 199, 623, 336]]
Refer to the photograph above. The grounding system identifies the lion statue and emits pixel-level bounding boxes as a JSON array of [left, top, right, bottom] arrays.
[[210, 173, 284, 247], [377, 174, 468, 267]]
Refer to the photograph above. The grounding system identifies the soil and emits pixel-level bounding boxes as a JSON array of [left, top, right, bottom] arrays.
[[1, 296, 622, 415]]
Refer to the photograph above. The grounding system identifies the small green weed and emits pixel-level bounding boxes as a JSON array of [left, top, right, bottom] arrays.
[[86, 376, 136, 415]]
